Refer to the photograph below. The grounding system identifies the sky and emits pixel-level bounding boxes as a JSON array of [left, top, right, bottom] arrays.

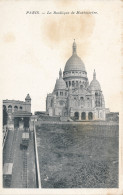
[[0, 0, 123, 113]]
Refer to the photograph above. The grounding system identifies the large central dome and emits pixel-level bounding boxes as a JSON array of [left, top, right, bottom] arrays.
[[64, 40, 86, 72]]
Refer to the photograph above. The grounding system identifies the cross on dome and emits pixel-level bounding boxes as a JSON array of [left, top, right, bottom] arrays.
[[64, 40, 86, 72], [59, 68, 62, 78], [73, 39, 77, 54], [93, 69, 96, 80]]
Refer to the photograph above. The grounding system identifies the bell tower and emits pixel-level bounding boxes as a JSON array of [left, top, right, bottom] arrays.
[[25, 94, 31, 112]]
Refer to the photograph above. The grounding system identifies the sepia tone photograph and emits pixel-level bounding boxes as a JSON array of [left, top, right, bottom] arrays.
[[0, 0, 123, 194]]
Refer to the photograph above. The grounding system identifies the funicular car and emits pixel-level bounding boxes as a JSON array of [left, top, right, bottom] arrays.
[[3, 163, 13, 187], [20, 132, 29, 150]]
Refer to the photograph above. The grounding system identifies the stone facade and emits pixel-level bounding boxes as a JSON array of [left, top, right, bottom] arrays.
[[3, 94, 31, 113], [46, 41, 107, 121], [3, 94, 31, 129]]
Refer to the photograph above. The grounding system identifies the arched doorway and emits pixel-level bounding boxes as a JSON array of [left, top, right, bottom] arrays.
[[81, 112, 86, 120], [74, 112, 79, 120], [88, 112, 93, 120]]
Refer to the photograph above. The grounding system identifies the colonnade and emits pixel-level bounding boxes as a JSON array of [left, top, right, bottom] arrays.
[[66, 80, 86, 88], [74, 111, 93, 120]]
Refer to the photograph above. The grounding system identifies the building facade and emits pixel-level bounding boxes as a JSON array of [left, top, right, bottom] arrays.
[[3, 94, 32, 128], [3, 94, 31, 113], [46, 41, 107, 121]]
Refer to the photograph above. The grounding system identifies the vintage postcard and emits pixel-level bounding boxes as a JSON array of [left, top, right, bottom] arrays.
[[0, 0, 123, 195]]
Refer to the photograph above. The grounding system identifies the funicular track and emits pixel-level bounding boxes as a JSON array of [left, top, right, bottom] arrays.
[[7, 128, 18, 163], [3, 128, 18, 188], [4, 124, 38, 188], [22, 148, 28, 188], [21, 130, 29, 188]]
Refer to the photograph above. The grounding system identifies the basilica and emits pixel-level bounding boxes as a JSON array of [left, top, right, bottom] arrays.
[[46, 40, 107, 121]]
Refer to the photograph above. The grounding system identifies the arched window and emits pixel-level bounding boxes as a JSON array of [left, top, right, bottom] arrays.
[[80, 97, 84, 101], [95, 92, 102, 107], [56, 91, 58, 96], [80, 97, 84, 106], [20, 106, 23, 110], [59, 100, 64, 106], [14, 106, 18, 112], [95, 92, 98, 96], [80, 85, 83, 90], [51, 99, 53, 107], [72, 81, 75, 87], [97, 100, 100, 107], [8, 105, 12, 111], [76, 81, 78, 87]]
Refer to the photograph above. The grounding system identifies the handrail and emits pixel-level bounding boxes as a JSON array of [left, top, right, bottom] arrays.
[[33, 121, 41, 188]]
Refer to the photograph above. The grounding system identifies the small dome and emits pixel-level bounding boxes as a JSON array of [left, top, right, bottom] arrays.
[[25, 94, 31, 100], [54, 69, 66, 90], [89, 70, 101, 90], [90, 79, 101, 90], [55, 78, 66, 90], [64, 40, 86, 72]]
